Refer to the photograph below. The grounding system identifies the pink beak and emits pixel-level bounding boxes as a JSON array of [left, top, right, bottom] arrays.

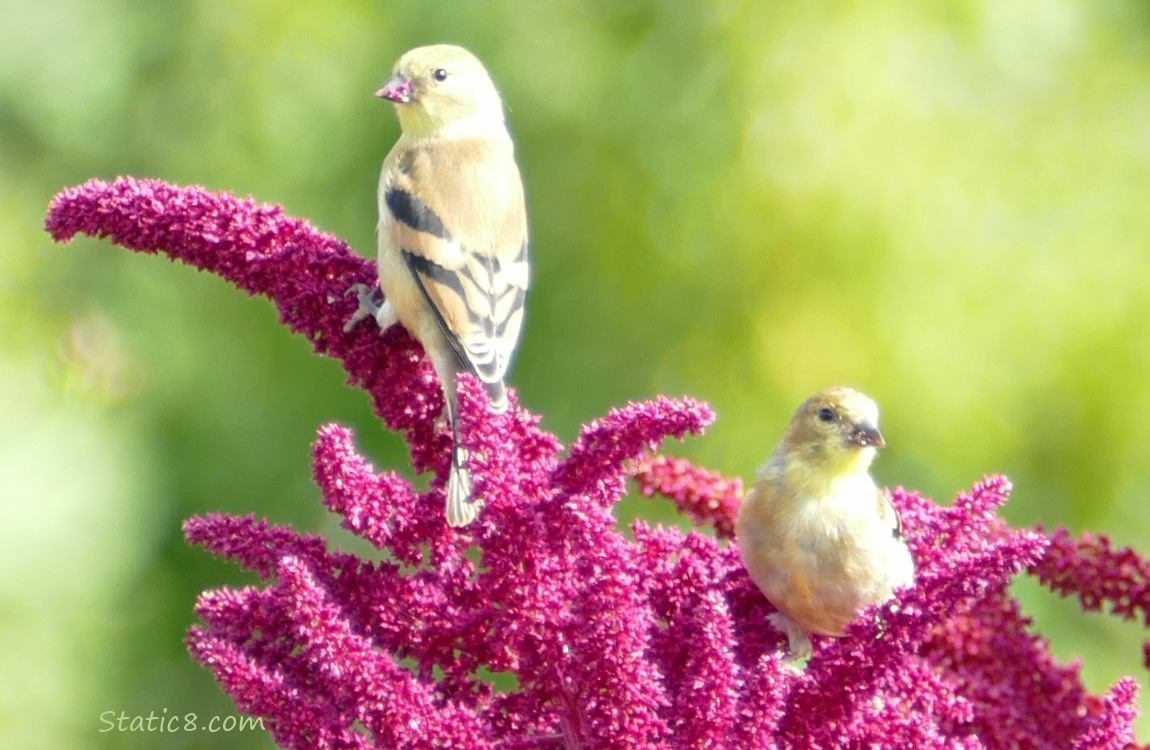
[[375, 72, 413, 103], [849, 423, 886, 449]]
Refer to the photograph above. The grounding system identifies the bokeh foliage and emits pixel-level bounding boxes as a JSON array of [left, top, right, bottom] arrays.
[[2, 0, 1148, 746]]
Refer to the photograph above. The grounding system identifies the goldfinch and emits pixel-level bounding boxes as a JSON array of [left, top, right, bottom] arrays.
[[735, 387, 914, 664], [346, 45, 529, 527]]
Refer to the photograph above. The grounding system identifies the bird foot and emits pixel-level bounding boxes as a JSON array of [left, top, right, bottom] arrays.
[[343, 283, 387, 333], [769, 612, 814, 671]]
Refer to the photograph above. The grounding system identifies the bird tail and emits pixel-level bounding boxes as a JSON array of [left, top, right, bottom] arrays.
[[485, 379, 508, 413], [446, 443, 483, 527]]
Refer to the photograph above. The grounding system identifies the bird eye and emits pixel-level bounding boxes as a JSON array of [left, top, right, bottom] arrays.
[[433, 68, 449, 82], [817, 406, 837, 423]]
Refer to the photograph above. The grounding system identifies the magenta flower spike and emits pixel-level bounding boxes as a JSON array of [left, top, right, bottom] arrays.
[[47, 177, 1147, 749], [1032, 528, 1150, 639]]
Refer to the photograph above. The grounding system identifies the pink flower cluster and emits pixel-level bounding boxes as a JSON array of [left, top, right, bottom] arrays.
[[1032, 527, 1150, 671], [631, 453, 743, 539], [47, 178, 1147, 748]]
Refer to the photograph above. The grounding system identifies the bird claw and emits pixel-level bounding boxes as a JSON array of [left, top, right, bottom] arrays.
[[769, 612, 813, 671], [343, 283, 386, 333]]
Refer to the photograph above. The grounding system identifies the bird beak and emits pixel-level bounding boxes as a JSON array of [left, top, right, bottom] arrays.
[[849, 422, 885, 449], [375, 73, 414, 103]]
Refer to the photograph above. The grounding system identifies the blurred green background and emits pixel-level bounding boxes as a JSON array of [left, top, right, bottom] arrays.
[[3, 0, 1148, 746]]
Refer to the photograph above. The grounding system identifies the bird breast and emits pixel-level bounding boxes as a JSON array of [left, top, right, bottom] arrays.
[[739, 475, 914, 637]]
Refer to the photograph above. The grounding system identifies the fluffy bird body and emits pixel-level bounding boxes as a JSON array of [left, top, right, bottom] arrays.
[[349, 45, 528, 527], [736, 387, 914, 663]]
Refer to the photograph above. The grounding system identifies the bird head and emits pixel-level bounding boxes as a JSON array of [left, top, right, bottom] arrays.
[[377, 45, 506, 137], [783, 386, 885, 474]]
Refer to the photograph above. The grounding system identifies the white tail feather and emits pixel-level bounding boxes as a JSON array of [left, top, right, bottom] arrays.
[[446, 456, 482, 527]]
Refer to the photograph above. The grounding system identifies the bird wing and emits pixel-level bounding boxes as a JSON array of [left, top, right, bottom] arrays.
[[877, 487, 905, 540], [384, 137, 529, 386]]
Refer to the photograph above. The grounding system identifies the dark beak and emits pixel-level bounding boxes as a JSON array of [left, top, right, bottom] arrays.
[[849, 422, 885, 449], [375, 72, 413, 103]]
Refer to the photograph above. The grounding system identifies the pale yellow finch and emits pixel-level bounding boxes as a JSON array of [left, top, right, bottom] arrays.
[[347, 45, 529, 527], [736, 387, 915, 664]]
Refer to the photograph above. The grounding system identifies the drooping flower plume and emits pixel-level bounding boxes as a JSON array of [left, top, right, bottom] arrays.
[[631, 453, 742, 539], [1032, 528, 1150, 629], [47, 177, 1146, 748]]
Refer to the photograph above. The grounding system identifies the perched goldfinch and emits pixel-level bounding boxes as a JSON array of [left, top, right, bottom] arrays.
[[346, 45, 529, 527], [736, 387, 914, 665]]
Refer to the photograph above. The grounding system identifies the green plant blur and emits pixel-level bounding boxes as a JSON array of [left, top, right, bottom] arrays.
[[2, 1, 1148, 747]]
